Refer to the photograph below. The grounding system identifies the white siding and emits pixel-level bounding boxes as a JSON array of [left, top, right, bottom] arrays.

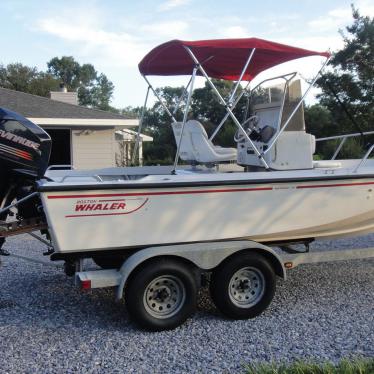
[[72, 129, 115, 169]]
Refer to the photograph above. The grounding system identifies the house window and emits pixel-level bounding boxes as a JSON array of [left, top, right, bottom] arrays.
[[44, 129, 71, 166]]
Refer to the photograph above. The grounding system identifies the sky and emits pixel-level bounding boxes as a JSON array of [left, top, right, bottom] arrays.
[[1, 0, 373, 109]]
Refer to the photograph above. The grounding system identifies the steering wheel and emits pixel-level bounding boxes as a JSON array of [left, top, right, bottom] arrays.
[[234, 115, 259, 143]]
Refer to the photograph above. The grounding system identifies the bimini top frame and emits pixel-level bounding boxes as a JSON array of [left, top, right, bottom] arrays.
[[134, 37, 330, 171]]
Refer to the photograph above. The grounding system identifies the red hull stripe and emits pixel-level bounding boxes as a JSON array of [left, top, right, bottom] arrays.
[[65, 198, 149, 218], [46, 180, 374, 200]]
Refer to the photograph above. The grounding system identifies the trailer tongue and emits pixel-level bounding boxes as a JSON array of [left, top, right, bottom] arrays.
[[0, 108, 51, 250]]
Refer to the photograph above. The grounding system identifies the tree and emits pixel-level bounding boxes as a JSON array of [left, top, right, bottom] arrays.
[[137, 80, 249, 164], [0, 57, 115, 111], [304, 104, 336, 158], [315, 7, 374, 157], [141, 87, 185, 165], [47, 57, 114, 110], [0, 63, 59, 96], [47, 56, 83, 89], [79, 73, 115, 111], [191, 79, 247, 147], [140, 5, 374, 164]]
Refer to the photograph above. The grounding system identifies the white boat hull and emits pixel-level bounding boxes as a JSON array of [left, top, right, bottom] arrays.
[[40, 176, 374, 254]]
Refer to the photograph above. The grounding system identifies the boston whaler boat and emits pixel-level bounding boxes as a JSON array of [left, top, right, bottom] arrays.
[[1, 38, 374, 330]]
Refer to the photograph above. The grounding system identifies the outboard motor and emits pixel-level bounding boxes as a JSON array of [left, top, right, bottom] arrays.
[[0, 108, 51, 250]]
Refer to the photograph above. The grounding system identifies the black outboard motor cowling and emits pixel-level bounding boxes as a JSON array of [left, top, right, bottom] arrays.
[[0, 108, 51, 178], [0, 108, 51, 233]]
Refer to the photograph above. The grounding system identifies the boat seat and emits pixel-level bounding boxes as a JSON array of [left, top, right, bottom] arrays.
[[313, 160, 342, 168], [172, 120, 237, 163]]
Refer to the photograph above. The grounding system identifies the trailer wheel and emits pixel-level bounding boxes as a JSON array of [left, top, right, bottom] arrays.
[[210, 253, 276, 319], [125, 259, 197, 331]]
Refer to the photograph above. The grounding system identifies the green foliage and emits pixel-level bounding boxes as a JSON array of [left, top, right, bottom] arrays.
[[306, 103, 369, 160], [138, 80, 248, 164], [47, 56, 85, 89], [305, 104, 336, 159], [47, 56, 114, 110], [315, 7, 373, 157], [79, 73, 115, 111], [191, 79, 247, 147], [131, 6, 373, 164], [0, 57, 115, 111], [0, 63, 59, 96], [3, 6, 371, 164], [245, 358, 374, 374], [304, 7, 374, 160], [304, 104, 334, 139]]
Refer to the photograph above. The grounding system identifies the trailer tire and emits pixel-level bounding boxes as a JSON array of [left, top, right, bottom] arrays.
[[210, 252, 276, 319], [125, 258, 197, 331]]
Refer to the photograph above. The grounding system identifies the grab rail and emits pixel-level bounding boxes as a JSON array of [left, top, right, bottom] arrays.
[[316, 130, 374, 160], [46, 164, 75, 171], [352, 144, 374, 173], [59, 174, 104, 183]]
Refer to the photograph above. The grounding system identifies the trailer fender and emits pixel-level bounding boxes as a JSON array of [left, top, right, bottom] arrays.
[[116, 240, 285, 300]]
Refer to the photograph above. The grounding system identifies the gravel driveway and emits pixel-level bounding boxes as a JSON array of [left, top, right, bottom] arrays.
[[0, 234, 373, 373]]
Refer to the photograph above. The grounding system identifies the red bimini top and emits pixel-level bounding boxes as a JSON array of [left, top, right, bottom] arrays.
[[138, 38, 330, 81]]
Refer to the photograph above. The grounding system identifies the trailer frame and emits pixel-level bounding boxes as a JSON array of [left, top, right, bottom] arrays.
[[75, 239, 374, 297]]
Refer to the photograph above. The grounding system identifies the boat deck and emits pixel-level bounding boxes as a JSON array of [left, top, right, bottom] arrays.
[[39, 159, 374, 191]]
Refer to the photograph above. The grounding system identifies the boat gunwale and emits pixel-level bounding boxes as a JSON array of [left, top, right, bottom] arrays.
[[37, 173, 374, 192]]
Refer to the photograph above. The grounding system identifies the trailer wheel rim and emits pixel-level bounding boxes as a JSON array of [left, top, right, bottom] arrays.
[[228, 267, 265, 308], [143, 275, 186, 319]]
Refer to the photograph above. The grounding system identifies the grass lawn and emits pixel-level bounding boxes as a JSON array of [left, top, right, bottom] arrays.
[[245, 358, 374, 374]]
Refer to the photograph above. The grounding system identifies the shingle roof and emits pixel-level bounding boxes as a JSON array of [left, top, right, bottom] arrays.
[[0, 87, 132, 120]]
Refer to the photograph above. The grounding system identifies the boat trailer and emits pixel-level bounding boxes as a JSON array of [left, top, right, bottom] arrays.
[[2, 218, 373, 331]]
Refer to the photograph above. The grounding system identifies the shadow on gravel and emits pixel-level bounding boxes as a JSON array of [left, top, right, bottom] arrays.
[[0, 299, 18, 309]]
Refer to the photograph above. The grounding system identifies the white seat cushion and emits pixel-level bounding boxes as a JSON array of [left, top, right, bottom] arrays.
[[172, 120, 237, 163], [313, 160, 342, 168]]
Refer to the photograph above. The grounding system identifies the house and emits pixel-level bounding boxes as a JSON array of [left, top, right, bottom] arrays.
[[0, 87, 152, 169], [115, 128, 153, 166]]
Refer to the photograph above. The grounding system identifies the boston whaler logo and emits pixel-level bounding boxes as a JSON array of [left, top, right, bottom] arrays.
[[65, 197, 149, 218]]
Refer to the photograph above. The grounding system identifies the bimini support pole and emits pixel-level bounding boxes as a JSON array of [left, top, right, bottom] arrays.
[[142, 75, 178, 122], [210, 49, 256, 142], [263, 57, 330, 156], [209, 81, 251, 142], [184, 47, 270, 169], [173, 76, 193, 116], [228, 48, 256, 105], [172, 66, 198, 174], [210, 72, 297, 143], [131, 85, 150, 165]]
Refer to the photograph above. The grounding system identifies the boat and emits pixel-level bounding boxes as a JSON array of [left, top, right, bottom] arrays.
[[2, 37, 374, 331], [2, 37, 374, 261]]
